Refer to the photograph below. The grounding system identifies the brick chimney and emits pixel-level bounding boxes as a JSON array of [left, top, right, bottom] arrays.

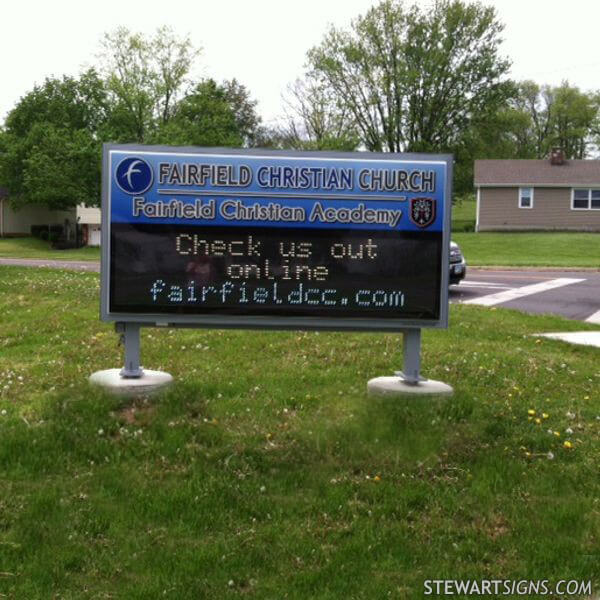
[[550, 147, 565, 165]]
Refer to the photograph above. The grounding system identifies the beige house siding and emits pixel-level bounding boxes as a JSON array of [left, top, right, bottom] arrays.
[[0, 202, 74, 236], [0, 201, 100, 243], [477, 186, 600, 231], [76, 204, 101, 225]]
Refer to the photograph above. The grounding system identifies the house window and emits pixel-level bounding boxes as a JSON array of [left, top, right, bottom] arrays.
[[519, 187, 533, 208], [572, 189, 600, 210]]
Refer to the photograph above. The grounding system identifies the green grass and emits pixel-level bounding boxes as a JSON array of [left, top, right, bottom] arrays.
[[0, 237, 100, 261], [454, 232, 600, 268], [450, 195, 600, 267], [452, 195, 476, 232], [1, 266, 600, 598]]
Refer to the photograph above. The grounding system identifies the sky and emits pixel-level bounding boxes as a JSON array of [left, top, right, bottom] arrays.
[[1, 0, 600, 127]]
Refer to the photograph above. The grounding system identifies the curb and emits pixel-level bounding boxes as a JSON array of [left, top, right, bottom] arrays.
[[469, 266, 600, 272]]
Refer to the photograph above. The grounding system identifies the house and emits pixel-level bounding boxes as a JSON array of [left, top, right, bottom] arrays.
[[474, 150, 600, 232], [77, 205, 101, 246], [0, 188, 101, 246]]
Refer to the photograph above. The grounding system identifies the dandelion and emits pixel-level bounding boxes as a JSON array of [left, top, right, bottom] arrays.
[[553, 431, 561, 437], [535, 418, 541, 425], [563, 441, 573, 449], [565, 427, 573, 435], [528, 409, 536, 416], [374, 475, 381, 482], [547, 452, 555, 460], [566, 411, 576, 420], [542, 413, 549, 419]]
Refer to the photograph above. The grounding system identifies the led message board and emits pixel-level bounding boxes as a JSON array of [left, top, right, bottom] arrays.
[[101, 145, 452, 331]]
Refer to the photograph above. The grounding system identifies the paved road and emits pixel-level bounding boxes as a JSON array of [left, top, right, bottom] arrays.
[[451, 268, 600, 323], [0, 257, 100, 272], [2, 258, 599, 324]]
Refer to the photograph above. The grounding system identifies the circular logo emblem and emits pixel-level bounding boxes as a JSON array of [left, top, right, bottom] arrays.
[[115, 157, 153, 195]]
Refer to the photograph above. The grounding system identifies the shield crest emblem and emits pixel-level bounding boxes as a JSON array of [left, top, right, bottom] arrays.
[[409, 197, 436, 228]]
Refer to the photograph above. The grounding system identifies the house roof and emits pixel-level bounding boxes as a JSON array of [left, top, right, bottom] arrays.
[[474, 159, 600, 186]]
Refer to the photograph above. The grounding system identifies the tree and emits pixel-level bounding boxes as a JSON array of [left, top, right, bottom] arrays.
[[449, 80, 599, 191], [156, 79, 242, 147], [99, 26, 200, 142], [221, 79, 264, 147], [274, 76, 359, 151], [0, 70, 108, 209], [549, 84, 597, 158], [154, 78, 264, 148], [20, 125, 100, 210], [307, 0, 512, 191], [308, 0, 511, 154], [502, 81, 597, 159]]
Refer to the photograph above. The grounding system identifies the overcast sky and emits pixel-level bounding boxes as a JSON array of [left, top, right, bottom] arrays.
[[2, 0, 599, 127]]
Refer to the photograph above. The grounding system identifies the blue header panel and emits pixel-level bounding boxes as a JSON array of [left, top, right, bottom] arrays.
[[109, 149, 447, 232]]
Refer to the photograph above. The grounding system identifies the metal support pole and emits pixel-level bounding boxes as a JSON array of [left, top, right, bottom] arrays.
[[395, 328, 422, 385], [117, 322, 143, 378]]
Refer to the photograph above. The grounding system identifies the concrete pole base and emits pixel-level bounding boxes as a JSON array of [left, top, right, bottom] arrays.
[[367, 376, 453, 397], [89, 369, 173, 397]]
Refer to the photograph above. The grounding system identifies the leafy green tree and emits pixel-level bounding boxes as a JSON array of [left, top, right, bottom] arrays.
[[99, 26, 200, 142], [156, 79, 241, 147], [498, 80, 597, 160], [549, 84, 597, 158], [0, 70, 108, 209], [21, 125, 100, 210], [154, 78, 263, 148], [99, 29, 264, 148], [308, 0, 511, 155], [452, 80, 598, 190], [221, 79, 264, 147], [4, 69, 109, 139]]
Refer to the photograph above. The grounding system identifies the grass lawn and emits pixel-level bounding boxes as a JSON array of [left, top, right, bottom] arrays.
[[454, 232, 600, 268], [451, 195, 476, 232], [0, 237, 100, 261], [450, 195, 599, 268], [1, 266, 599, 598]]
